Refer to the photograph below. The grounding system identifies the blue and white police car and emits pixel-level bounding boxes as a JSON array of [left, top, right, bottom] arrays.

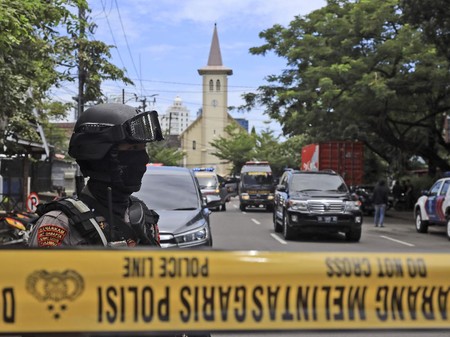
[[414, 176, 450, 239]]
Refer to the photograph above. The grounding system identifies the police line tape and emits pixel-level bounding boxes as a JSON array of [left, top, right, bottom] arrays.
[[0, 249, 449, 334]]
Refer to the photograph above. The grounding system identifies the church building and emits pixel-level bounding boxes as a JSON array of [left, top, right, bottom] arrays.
[[179, 24, 241, 176]]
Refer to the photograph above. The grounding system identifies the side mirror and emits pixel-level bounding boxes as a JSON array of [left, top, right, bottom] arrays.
[[205, 195, 221, 209]]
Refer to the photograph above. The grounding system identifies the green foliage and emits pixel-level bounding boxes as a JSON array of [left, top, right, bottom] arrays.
[[209, 124, 309, 177], [242, 0, 450, 178], [146, 139, 184, 167], [0, 0, 69, 145], [0, 0, 132, 153], [400, 0, 450, 61], [209, 123, 257, 175]]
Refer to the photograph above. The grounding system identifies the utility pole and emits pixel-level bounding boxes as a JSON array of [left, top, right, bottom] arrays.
[[76, 5, 87, 120], [140, 97, 147, 112]]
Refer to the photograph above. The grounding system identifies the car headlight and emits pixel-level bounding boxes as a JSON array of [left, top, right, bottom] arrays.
[[175, 225, 209, 246], [288, 200, 308, 211], [241, 193, 249, 200], [345, 200, 361, 211], [267, 194, 274, 200]]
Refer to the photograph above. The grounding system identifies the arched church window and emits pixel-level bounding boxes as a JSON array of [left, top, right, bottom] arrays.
[[216, 79, 221, 91], [209, 80, 214, 91], [193, 140, 196, 150]]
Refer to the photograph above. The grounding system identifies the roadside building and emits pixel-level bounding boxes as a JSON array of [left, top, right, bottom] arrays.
[[180, 24, 243, 176], [160, 96, 190, 136]]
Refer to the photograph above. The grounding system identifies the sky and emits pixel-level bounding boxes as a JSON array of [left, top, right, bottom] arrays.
[[53, 0, 327, 136]]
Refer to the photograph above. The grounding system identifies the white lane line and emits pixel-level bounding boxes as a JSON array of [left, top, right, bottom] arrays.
[[270, 233, 287, 245], [251, 218, 261, 225], [380, 235, 415, 247]]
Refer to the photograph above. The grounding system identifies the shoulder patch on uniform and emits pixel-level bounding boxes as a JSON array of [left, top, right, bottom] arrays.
[[37, 224, 67, 247]]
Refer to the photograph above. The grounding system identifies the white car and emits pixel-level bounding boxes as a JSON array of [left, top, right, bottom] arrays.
[[414, 177, 450, 239]]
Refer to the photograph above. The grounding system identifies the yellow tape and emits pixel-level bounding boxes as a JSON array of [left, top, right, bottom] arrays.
[[0, 249, 449, 333]]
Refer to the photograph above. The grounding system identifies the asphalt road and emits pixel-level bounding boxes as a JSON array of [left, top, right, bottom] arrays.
[[209, 198, 450, 337], [211, 198, 450, 252]]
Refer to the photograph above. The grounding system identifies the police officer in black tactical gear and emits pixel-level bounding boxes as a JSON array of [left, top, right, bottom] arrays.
[[28, 103, 163, 247]]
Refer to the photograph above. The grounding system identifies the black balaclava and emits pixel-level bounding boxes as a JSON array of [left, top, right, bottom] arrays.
[[80, 145, 149, 217]]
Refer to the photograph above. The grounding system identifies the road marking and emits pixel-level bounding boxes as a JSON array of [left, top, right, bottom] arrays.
[[380, 235, 415, 247], [251, 218, 260, 225], [270, 233, 287, 245]]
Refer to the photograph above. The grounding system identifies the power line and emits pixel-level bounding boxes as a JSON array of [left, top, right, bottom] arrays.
[[51, 73, 259, 90], [100, 0, 129, 79], [131, 78, 258, 90], [114, 0, 140, 83]]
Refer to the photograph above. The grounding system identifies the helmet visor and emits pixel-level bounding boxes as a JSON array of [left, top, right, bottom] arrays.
[[123, 110, 163, 142], [69, 110, 164, 160]]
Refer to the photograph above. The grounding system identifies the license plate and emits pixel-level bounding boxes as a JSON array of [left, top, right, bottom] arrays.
[[318, 216, 337, 223]]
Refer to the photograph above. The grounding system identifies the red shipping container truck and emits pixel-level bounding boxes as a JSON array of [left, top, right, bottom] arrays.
[[301, 140, 364, 186]]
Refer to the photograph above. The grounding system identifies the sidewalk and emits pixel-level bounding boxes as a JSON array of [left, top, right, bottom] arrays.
[[385, 209, 414, 222]]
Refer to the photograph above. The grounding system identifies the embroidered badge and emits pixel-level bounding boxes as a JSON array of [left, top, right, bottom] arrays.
[[37, 225, 67, 247]]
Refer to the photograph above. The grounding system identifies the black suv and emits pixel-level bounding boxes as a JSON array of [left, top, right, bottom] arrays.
[[273, 170, 363, 242]]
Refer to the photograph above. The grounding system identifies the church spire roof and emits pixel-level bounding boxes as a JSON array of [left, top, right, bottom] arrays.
[[198, 24, 232, 75], [207, 23, 223, 66]]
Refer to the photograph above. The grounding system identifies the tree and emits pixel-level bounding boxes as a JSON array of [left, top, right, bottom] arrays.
[[244, 0, 450, 176], [42, 101, 74, 156], [0, 0, 132, 153], [63, 3, 133, 116], [0, 0, 70, 147], [209, 124, 307, 177], [146, 138, 184, 166], [253, 129, 306, 177], [400, 0, 450, 61], [209, 124, 256, 175]]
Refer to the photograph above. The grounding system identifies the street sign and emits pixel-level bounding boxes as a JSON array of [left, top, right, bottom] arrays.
[[26, 192, 39, 212]]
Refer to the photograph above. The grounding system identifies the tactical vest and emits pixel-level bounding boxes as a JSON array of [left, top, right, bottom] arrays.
[[35, 196, 160, 246]]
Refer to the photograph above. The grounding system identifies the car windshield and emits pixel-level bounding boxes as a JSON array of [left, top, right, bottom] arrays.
[[242, 172, 273, 185], [290, 174, 348, 192], [136, 172, 200, 210], [195, 175, 218, 189]]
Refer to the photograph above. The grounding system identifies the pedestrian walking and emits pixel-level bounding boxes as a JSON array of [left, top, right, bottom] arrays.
[[372, 179, 390, 227], [392, 180, 403, 208], [405, 179, 415, 210]]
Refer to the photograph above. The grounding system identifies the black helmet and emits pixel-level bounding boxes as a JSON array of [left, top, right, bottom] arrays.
[[69, 103, 163, 161]]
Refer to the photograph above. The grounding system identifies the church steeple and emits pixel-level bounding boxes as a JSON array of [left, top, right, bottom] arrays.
[[198, 24, 232, 75], [180, 23, 235, 176], [207, 23, 223, 66]]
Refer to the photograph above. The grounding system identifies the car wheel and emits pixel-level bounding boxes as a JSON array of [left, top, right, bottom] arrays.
[[345, 227, 361, 242], [221, 203, 226, 211], [273, 210, 282, 233], [283, 212, 295, 240], [415, 210, 428, 233], [447, 218, 450, 241], [239, 203, 245, 211]]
